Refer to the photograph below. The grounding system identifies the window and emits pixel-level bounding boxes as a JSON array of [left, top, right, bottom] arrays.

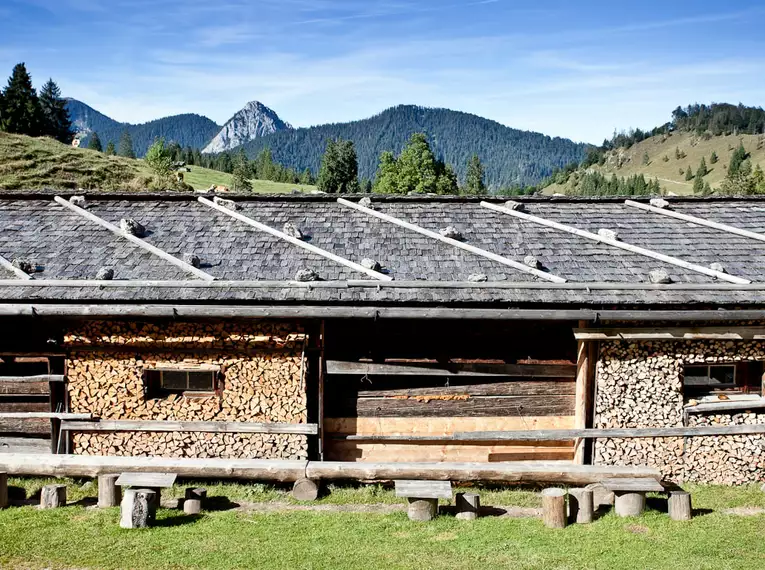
[[682, 362, 764, 399], [144, 368, 218, 398]]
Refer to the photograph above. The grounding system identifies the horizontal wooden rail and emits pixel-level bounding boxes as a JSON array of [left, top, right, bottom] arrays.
[[0, 412, 90, 420], [684, 399, 765, 414], [574, 327, 765, 341], [0, 375, 65, 383], [61, 419, 318, 435], [326, 360, 576, 378]]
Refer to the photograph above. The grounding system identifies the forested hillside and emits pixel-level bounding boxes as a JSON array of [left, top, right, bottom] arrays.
[[237, 105, 588, 189], [66, 99, 221, 157]]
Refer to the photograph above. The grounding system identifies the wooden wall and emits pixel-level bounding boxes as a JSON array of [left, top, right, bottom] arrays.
[[322, 319, 578, 463]]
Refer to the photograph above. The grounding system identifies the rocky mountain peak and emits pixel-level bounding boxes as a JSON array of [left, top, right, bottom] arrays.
[[202, 101, 291, 154]]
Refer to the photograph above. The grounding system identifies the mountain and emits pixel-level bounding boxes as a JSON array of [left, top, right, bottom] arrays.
[[65, 99, 221, 157], [236, 105, 588, 188], [202, 100, 291, 154]]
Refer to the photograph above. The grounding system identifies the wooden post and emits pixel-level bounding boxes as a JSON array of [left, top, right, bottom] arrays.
[[407, 498, 438, 521], [541, 488, 567, 529], [585, 482, 614, 508], [614, 491, 645, 517], [0, 472, 7, 508], [97, 474, 121, 508], [183, 487, 206, 515], [455, 492, 480, 521], [292, 478, 320, 501], [40, 484, 66, 508], [568, 487, 594, 524], [668, 490, 692, 521], [120, 489, 157, 528], [574, 321, 592, 465]]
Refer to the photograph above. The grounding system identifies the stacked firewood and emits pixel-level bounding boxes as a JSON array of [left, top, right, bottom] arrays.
[[594, 340, 765, 485], [64, 321, 308, 459]]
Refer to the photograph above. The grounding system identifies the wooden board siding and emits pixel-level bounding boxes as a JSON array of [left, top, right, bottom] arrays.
[[0, 368, 53, 440]]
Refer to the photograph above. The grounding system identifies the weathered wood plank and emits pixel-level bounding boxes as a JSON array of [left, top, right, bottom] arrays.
[[0, 381, 51, 395], [324, 416, 576, 436], [0, 375, 64, 383], [115, 472, 177, 488], [395, 480, 452, 499], [685, 399, 765, 413], [0, 412, 89, 419], [61, 420, 318, 435], [574, 327, 765, 341], [601, 477, 664, 493], [454, 424, 765, 440], [334, 379, 575, 398], [0, 401, 50, 413], [0, 418, 50, 434], [326, 360, 576, 378], [327, 395, 575, 417], [0, 436, 51, 454]]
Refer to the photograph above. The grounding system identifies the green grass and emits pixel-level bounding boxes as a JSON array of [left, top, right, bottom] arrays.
[[182, 164, 317, 194], [1, 479, 764, 570]]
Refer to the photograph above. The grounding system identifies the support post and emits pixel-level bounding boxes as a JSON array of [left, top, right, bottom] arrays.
[[568, 487, 594, 524], [541, 488, 567, 529], [120, 489, 157, 528], [97, 474, 121, 508], [574, 320, 593, 465], [455, 492, 480, 521], [0, 472, 7, 508], [292, 478, 320, 501], [183, 487, 206, 514], [40, 484, 67, 508], [668, 490, 692, 521], [407, 497, 438, 521], [614, 491, 645, 517]]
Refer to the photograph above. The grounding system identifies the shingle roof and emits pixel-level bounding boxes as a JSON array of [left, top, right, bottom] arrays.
[[2, 191, 765, 308]]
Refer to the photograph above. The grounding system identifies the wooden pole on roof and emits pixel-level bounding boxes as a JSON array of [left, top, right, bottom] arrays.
[[337, 197, 567, 283], [198, 197, 392, 281], [53, 196, 215, 281], [481, 200, 751, 285]]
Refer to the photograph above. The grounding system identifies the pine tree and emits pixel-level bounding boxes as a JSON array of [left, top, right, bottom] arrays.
[[464, 154, 486, 195], [144, 138, 173, 177], [1, 63, 43, 136], [38, 78, 72, 143], [118, 131, 135, 158], [372, 151, 399, 194], [702, 181, 712, 195], [395, 133, 438, 194], [105, 141, 116, 155], [685, 165, 694, 181], [697, 156, 708, 177], [710, 151, 718, 164], [642, 152, 650, 165], [729, 143, 747, 176], [317, 138, 359, 193], [693, 171, 704, 193], [231, 149, 252, 191], [87, 132, 103, 152]]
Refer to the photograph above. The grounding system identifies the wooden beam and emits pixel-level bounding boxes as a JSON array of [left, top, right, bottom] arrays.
[[325, 360, 576, 378], [0, 418, 50, 434], [453, 424, 765, 440], [337, 197, 567, 283], [0, 254, 32, 280], [53, 196, 215, 281], [198, 197, 392, 281], [481, 200, 750, 284], [625, 199, 765, 243], [0, 436, 51, 454], [573, 320, 591, 464], [0, 412, 90, 420], [0, 375, 65, 383], [684, 399, 765, 414], [574, 327, 765, 341], [61, 419, 318, 435]]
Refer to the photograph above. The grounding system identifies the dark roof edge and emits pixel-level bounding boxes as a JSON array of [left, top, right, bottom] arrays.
[[3, 190, 765, 204]]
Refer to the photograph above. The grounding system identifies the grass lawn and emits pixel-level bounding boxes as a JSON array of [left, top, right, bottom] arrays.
[[181, 165, 317, 194], [1, 479, 764, 570]]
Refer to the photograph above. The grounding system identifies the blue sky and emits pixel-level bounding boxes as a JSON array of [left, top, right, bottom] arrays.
[[2, 0, 764, 143]]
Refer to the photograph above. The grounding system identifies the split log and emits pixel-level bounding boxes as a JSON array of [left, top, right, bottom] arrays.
[[407, 498, 438, 521], [292, 478, 319, 501], [120, 489, 156, 528], [541, 488, 567, 529], [40, 484, 66, 509], [668, 491, 692, 521], [568, 487, 594, 524], [0, 472, 7, 508], [455, 492, 480, 521], [97, 474, 121, 508], [614, 492, 645, 517]]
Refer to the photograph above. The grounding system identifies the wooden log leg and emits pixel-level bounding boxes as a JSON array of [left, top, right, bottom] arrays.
[[292, 478, 319, 501], [120, 489, 157, 529], [455, 492, 480, 521], [614, 491, 645, 517], [668, 491, 692, 521], [0, 472, 7, 509], [585, 483, 614, 509], [407, 498, 438, 521], [40, 484, 67, 509], [568, 487, 594, 524], [97, 474, 121, 508], [541, 488, 567, 529], [183, 487, 207, 515]]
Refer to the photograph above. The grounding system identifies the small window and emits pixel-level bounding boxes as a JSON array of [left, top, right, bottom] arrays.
[[144, 368, 218, 398]]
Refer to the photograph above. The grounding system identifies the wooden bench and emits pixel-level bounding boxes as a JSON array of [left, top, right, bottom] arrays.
[[395, 480, 452, 521], [601, 477, 664, 517], [115, 472, 177, 508]]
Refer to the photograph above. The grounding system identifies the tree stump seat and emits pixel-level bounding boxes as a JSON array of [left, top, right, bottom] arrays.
[[395, 480, 452, 522]]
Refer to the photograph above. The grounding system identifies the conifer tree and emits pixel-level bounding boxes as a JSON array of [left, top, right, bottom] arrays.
[[697, 156, 708, 177], [299, 168, 313, 185], [317, 138, 359, 193], [118, 131, 135, 158], [105, 141, 116, 155], [231, 149, 252, 191], [464, 154, 486, 195], [1, 63, 43, 136], [729, 143, 747, 176], [685, 165, 694, 181], [144, 138, 173, 177], [693, 171, 704, 193], [87, 132, 103, 152], [38, 78, 72, 143], [710, 151, 718, 164], [372, 151, 399, 194]]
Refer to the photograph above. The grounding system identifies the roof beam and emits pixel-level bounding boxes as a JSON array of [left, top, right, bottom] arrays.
[[53, 196, 215, 281], [625, 199, 765, 243], [338, 197, 566, 283], [0, 255, 32, 280], [198, 197, 392, 281], [481, 201, 750, 285]]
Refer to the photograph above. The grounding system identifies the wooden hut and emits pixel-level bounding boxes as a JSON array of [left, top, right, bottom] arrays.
[[0, 192, 764, 485]]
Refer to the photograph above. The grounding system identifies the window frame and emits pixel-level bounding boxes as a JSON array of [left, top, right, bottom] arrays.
[[143, 366, 220, 399], [682, 362, 765, 399]]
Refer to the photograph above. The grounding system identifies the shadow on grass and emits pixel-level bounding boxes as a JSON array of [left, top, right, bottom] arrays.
[[154, 513, 203, 527], [200, 496, 240, 512]]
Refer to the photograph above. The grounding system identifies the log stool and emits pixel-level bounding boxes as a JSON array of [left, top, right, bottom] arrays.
[[98, 474, 121, 508], [395, 480, 452, 522], [40, 484, 67, 509], [455, 492, 480, 521], [120, 489, 157, 528], [668, 490, 692, 521], [0, 472, 7, 509], [183, 487, 207, 515], [602, 478, 664, 518], [568, 487, 594, 524], [292, 478, 320, 501], [541, 488, 567, 529]]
